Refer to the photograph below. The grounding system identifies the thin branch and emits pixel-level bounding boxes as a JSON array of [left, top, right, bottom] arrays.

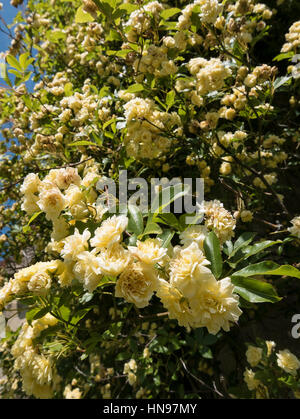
[[179, 357, 225, 398]]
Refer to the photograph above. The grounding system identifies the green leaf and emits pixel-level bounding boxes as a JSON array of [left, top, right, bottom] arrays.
[[239, 240, 282, 261], [93, 0, 114, 18], [119, 3, 138, 13], [6, 54, 22, 72], [158, 229, 175, 248], [43, 342, 64, 352], [102, 117, 116, 130], [8, 69, 21, 77], [68, 140, 98, 147], [46, 30, 66, 43], [203, 231, 223, 279], [19, 52, 29, 70], [59, 305, 71, 322], [75, 6, 95, 23], [23, 71, 32, 82], [71, 307, 93, 325], [150, 183, 189, 216], [231, 277, 281, 303], [141, 220, 163, 237], [160, 7, 181, 20], [155, 212, 180, 230], [64, 82, 73, 96], [127, 204, 144, 236], [166, 90, 175, 110], [232, 261, 300, 279], [273, 51, 294, 62], [273, 76, 292, 90], [26, 307, 49, 325], [223, 240, 233, 256], [229, 232, 256, 258], [27, 211, 43, 226], [99, 86, 110, 98], [126, 83, 144, 93]]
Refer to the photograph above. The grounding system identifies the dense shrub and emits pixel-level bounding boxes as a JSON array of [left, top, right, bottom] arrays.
[[0, 0, 299, 399]]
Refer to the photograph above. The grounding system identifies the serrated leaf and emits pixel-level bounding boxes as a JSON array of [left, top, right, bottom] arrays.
[[68, 140, 98, 147], [127, 204, 144, 236], [158, 229, 175, 248], [273, 51, 294, 62], [6, 54, 22, 71], [126, 83, 144, 93], [273, 76, 291, 90], [71, 307, 93, 325], [155, 213, 180, 230], [232, 261, 300, 279], [160, 7, 181, 20], [229, 232, 256, 258], [59, 305, 71, 322], [151, 183, 190, 216], [166, 90, 175, 110], [27, 211, 43, 226], [203, 231, 223, 279], [19, 52, 29, 70], [64, 82, 73, 96], [231, 277, 281, 303], [75, 6, 95, 23], [26, 307, 49, 325], [141, 220, 163, 237], [240, 240, 282, 260]]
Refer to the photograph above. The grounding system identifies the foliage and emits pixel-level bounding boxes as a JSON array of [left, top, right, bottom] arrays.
[[0, 0, 300, 399]]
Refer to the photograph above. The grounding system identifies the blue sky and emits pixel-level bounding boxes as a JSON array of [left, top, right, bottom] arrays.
[[0, 1, 34, 90], [0, 2, 25, 52]]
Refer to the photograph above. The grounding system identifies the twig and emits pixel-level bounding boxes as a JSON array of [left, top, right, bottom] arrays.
[[179, 357, 225, 398]]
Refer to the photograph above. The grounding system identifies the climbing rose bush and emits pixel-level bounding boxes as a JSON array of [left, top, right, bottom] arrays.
[[0, 0, 300, 399]]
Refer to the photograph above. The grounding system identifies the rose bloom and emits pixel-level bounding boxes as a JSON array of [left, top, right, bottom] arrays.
[[90, 215, 128, 250], [169, 242, 211, 298], [9, 260, 60, 297], [203, 200, 236, 243], [0, 282, 13, 310], [97, 243, 131, 277], [277, 349, 300, 375], [179, 225, 208, 249], [27, 272, 52, 296], [44, 167, 81, 190], [243, 368, 261, 391], [51, 216, 69, 241], [37, 185, 65, 220], [156, 278, 195, 330], [157, 274, 241, 334], [60, 228, 91, 262], [128, 238, 167, 265], [266, 340, 276, 357], [189, 276, 242, 334], [246, 345, 263, 367], [20, 173, 41, 195], [73, 250, 103, 292], [288, 216, 300, 239], [115, 262, 158, 308]]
